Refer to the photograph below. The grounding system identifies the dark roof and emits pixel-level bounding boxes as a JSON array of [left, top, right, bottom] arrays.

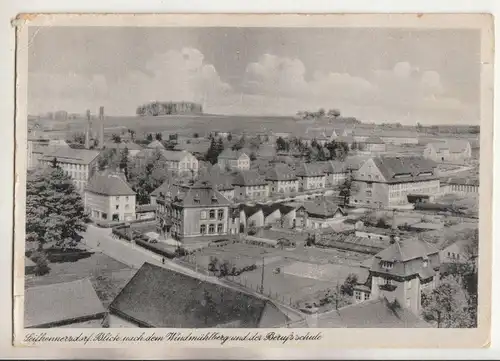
[[318, 297, 430, 328], [441, 176, 479, 186], [370, 156, 438, 183], [25, 279, 105, 328], [174, 142, 211, 154], [265, 164, 297, 181], [295, 163, 326, 177], [86, 171, 136, 196], [239, 204, 263, 218], [232, 170, 267, 186], [40, 148, 101, 165], [375, 238, 439, 263], [299, 198, 345, 218], [152, 181, 231, 207], [259, 203, 295, 217], [109, 263, 289, 328]]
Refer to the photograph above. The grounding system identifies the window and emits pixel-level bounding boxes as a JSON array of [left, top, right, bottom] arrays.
[[218, 209, 224, 220], [115, 205, 119, 210], [208, 224, 215, 234], [364, 293, 370, 301], [381, 261, 393, 269], [126, 196, 129, 201], [385, 278, 393, 285], [200, 224, 206, 234], [355, 291, 361, 300], [366, 182, 373, 189], [209, 210, 215, 219], [217, 224, 223, 233]]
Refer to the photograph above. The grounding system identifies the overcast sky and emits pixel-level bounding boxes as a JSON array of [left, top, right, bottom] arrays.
[[28, 27, 480, 124]]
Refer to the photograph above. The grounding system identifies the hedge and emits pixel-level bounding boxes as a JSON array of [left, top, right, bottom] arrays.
[[135, 239, 178, 259]]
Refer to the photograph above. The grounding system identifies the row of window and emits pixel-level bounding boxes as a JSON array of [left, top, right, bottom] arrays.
[[200, 209, 225, 220], [354, 291, 370, 301], [200, 223, 224, 234]]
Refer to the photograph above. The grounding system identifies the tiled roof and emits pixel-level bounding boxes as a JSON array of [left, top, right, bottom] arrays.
[[232, 170, 267, 186], [109, 263, 289, 328], [299, 198, 345, 218], [86, 171, 135, 196], [153, 181, 231, 207], [371, 156, 438, 183], [40, 148, 101, 165], [266, 164, 297, 181], [259, 203, 295, 217], [199, 166, 235, 190], [295, 163, 326, 177], [146, 140, 165, 149], [318, 160, 349, 174], [318, 297, 430, 328], [25, 279, 105, 328], [375, 238, 439, 263]]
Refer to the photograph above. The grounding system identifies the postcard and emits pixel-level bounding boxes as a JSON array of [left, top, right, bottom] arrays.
[[12, 13, 493, 350]]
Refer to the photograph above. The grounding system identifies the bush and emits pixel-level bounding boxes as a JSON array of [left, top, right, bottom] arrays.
[[30, 251, 50, 276], [135, 239, 176, 259]]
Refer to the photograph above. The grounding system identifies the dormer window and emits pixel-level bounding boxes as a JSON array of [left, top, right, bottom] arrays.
[[211, 195, 218, 204], [423, 260, 428, 268], [194, 194, 200, 204], [381, 261, 394, 269]]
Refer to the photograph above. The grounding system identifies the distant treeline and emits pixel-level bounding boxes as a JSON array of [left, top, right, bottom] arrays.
[[136, 101, 203, 116]]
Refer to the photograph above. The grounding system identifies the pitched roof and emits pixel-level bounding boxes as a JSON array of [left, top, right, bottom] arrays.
[[318, 160, 350, 174], [109, 263, 289, 328], [441, 176, 479, 186], [218, 148, 249, 160], [304, 128, 328, 140], [136, 149, 194, 162], [198, 166, 235, 190], [300, 198, 345, 218], [375, 238, 439, 263], [318, 297, 430, 328], [146, 140, 165, 149], [232, 170, 267, 186], [295, 163, 326, 177], [174, 141, 211, 154], [370, 156, 438, 183], [25, 257, 36, 267], [40, 148, 101, 165], [152, 181, 231, 207], [86, 171, 136, 196], [25, 279, 105, 328], [239, 204, 263, 218], [259, 203, 294, 217], [265, 164, 297, 181], [334, 135, 356, 144]]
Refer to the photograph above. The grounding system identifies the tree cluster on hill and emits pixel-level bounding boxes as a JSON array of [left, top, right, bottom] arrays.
[[26, 161, 89, 254], [136, 101, 203, 116]]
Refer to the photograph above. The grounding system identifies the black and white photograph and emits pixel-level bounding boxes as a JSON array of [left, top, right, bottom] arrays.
[[14, 14, 492, 347]]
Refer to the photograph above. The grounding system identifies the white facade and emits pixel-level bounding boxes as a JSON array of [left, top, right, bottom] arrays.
[[85, 192, 136, 222]]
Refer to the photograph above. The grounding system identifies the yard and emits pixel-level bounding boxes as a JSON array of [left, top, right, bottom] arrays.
[[25, 251, 138, 308]]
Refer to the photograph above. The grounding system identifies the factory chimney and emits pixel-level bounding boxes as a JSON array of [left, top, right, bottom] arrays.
[[99, 106, 105, 149], [85, 109, 91, 149]]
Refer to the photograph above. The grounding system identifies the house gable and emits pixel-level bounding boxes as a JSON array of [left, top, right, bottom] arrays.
[[357, 158, 387, 182]]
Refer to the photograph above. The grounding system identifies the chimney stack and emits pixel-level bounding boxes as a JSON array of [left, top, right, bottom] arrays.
[[85, 109, 91, 149], [99, 106, 105, 149]]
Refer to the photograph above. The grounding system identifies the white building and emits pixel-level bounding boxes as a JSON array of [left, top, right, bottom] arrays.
[[217, 149, 251, 171]]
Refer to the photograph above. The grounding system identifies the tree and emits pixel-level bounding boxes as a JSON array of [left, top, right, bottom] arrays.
[[340, 274, 358, 296], [119, 147, 129, 179], [111, 134, 121, 144], [276, 137, 287, 152], [193, 132, 199, 138], [26, 167, 88, 251], [98, 149, 119, 171], [127, 129, 136, 141], [71, 132, 86, 145], [232, 136, 245, 151], [227, 133, 233, 142], [208, 256, 220, 275], [421, 275, 475, 328], [205, 137, 225, 165], [146, 133, 153, 142], [155, 132, 163, 141], [318, 108, 326, 117], [250, 152, 257, 161], [338, 171, 356, 206], [327, 109, 341, 118]]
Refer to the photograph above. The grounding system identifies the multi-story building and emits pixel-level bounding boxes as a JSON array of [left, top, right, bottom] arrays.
[[295, 163, 326, 191], [363, 136, 387, 153], [39, 148, 100, 192], [151, 180, 231, 240], [266, 164, 299, 195], [217, 149, 251, 171], [27, 137, 71, 169], [318, 160, 349, 187], [296, 198, 346, 230], [423, 139, 472, 164], [303, 128, 330, 146], [135, 149, 198, 177], [368, 237, 441, 315], [352, 156, 440, 208], [84, 170, 136, 222], [232, 170, 269, 202]]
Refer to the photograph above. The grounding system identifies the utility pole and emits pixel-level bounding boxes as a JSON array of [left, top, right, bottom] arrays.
[[260, 256, 265, 294]]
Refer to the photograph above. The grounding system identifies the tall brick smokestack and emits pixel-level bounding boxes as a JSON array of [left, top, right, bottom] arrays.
[[85, 109, 91, 149], [99, 106, 105, 149]]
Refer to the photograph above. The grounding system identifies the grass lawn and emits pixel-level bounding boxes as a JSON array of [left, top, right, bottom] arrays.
[[25, 252, 137, 308]]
